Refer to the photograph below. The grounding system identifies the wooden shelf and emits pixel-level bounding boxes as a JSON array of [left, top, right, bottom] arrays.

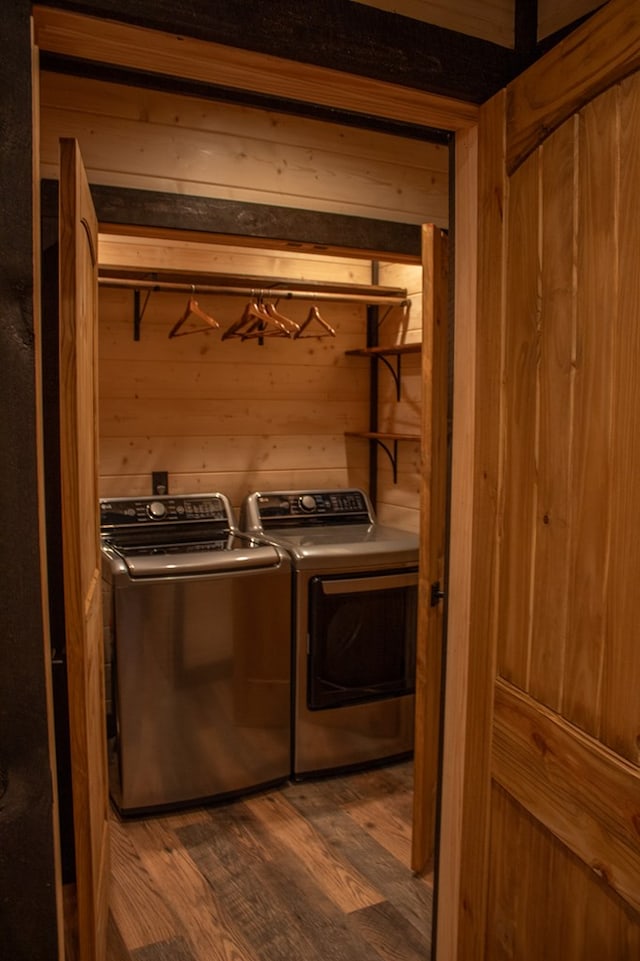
[[345, 343, 421, 401], [344, 344, 421, 489], [345, 431, 420, 483], [345, 431, 420, 442], [344, 343, 421, 357]]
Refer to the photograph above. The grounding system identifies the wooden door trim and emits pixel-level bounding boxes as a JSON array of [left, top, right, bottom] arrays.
[[59, 137, 110, 961], [460, 91, 505, 960], [507, 0, 640, 172], [411, 224, 449, 874], [493, 679, 640, 914], [32, 6, 479, 133], [434, 122, 478, 961]]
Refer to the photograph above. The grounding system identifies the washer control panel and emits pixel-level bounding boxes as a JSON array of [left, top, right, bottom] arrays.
[[100, 494, 230, 531], [250, 489, 373, 528]]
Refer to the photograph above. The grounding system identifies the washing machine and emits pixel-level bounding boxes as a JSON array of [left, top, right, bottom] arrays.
[[100, 492, 291, 814]]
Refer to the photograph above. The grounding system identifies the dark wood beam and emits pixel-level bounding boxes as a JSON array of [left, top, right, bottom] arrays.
[[0, 0, 61, 957], [515, 0, 538, 72], [41, 180, 424, 261], [36, 0, 515, 104]]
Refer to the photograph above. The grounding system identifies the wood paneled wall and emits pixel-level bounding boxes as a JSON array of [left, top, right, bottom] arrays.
[[41, 73, 436, 532], [98, 237, 423, 530], [99, 241, 368, 511], [375, 261, 423, 532], [39, 72, 449, 227]]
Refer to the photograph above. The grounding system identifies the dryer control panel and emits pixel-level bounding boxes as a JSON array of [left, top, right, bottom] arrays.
[[242, 489, 374, 530]]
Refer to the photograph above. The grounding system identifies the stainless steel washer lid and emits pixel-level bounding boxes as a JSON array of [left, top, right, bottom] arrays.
[[103, 535, 285, 578], [100, 492, 288, 577]]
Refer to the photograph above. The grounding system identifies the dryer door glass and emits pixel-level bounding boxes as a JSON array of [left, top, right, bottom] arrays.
[[307, 570, 417, 710]]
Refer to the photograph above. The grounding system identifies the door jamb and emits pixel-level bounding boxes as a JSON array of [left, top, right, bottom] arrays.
[[36, 15, 481, 958]]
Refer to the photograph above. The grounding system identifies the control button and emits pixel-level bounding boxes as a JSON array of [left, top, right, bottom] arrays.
[[299, 494, 316, 512], [147, 500, 167, 519]]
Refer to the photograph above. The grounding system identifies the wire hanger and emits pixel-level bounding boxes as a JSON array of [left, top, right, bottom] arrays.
[[293, 303, 336, 339], [168, 287, 220, 338]]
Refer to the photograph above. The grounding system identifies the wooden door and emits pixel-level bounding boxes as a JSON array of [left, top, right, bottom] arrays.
[[412, 224, 449, 873], [59, 137, 109, 961], [441, 1, 640, 958]]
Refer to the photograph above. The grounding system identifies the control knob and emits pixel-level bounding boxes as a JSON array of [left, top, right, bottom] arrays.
[[299, 494, 317, 512], [147, 500, 167, 519]]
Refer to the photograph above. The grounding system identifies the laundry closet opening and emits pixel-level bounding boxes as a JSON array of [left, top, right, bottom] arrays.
[[39, 64, 451, 956], [92, 225, 439, 958]]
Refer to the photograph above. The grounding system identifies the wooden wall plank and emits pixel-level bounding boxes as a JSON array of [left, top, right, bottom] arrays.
[[506, 0, 640, 172], [563, 87, 617, 736], [100, 435, 365, 476], [529, 117, 577, 711], [98, 238, 374, 288], [601, 73, 640, 764], [100, 359, 369, 402], [40, 101, 448, 226], [41, 72, 450, 172], [492, 679, 640, 915], [99, 395, 367, 438], [497, 151, 539, 688]]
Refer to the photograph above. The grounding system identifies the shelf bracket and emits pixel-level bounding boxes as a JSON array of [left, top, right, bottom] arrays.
[[369, 436, 399, 483], [132, 285, 154, 341], [378, 352, 403, 401]]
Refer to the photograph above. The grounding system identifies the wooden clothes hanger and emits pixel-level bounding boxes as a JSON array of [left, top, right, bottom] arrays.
[[293, 303, 336, 339], [263, 301, 300, 337], [221, 299, 263, 340], [168, 288, 220, 338], [222, 295, 298, 341]]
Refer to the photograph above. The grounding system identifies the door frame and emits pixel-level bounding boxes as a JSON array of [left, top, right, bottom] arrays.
[[34, 6, 480, 956]]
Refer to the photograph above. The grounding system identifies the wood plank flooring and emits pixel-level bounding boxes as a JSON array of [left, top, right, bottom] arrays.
[[107, 760, 433, 960]]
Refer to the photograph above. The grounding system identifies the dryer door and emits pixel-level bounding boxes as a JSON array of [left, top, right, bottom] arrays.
[[307, 570, 417, 710]]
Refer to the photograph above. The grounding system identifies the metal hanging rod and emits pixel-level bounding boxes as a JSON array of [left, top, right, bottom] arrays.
[[98, 276, 410, 307]]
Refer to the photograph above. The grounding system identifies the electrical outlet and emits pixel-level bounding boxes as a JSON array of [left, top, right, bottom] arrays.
[[152, 471, 168, 495]]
